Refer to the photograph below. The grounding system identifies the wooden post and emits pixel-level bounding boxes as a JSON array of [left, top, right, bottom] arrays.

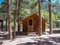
[[38, 0, 42, 36], [7, 0, 12, 39], [48, 0, 52, 34]]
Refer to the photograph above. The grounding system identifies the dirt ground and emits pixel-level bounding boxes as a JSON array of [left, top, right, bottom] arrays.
[[0, 33, 60, 45]]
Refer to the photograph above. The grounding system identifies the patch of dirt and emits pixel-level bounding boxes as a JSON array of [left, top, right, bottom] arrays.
[[0, 33, 60, 45], [17, 37, 60, 45]]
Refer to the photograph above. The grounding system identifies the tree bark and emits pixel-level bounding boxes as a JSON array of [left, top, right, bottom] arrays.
[[38, 0, 42, 36], [13, 11, 16, 38], [1, 21, 3, 31], [6, 0, 12, 39], [48, 0, 52, 34], [17, 0, 20, 32], [13, 0, 18, 38]]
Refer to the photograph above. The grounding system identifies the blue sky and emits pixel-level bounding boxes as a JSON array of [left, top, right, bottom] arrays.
[[51, 0, 60, 3], [0, 0, 4, 4], [51, 0, 56, 2]]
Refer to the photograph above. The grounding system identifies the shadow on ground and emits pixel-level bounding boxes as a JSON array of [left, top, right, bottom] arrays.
[[17, 37, 60, 45], [0, 31, 26, 40], [17, 41, 55, 45]]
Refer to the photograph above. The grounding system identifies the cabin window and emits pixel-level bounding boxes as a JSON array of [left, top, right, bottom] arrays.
[[29, 19, 33, 26]]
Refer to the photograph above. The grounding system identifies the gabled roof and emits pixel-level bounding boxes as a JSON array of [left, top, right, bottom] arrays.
[[23, 13, 46, 21], [23, 13, 39, 20]]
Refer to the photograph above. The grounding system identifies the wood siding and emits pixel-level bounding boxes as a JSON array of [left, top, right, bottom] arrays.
[[23, 14, 46, 34]]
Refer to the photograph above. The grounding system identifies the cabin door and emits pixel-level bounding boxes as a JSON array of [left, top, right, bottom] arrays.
[[28, 18, 34, 32]]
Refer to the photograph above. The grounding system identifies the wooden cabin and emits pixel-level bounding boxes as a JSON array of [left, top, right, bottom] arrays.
[[0, 18, 3, 31], [23, 14, 46, 34]]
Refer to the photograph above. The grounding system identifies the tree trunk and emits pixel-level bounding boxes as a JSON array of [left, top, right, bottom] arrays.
[[13, 0, 18, 38], [1, 21, 3, 31], [13, 12, 16, 38], [48, 0, 52, 34], [38, 0, 42, 36], [17, 0, 20, 32], [6, 0, 12, 39]]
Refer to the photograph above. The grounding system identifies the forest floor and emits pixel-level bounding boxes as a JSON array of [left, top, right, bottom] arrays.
[[0, 31, 60, 45]]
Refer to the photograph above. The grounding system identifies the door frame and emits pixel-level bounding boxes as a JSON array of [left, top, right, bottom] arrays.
[[28, 18, 34, 32]]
